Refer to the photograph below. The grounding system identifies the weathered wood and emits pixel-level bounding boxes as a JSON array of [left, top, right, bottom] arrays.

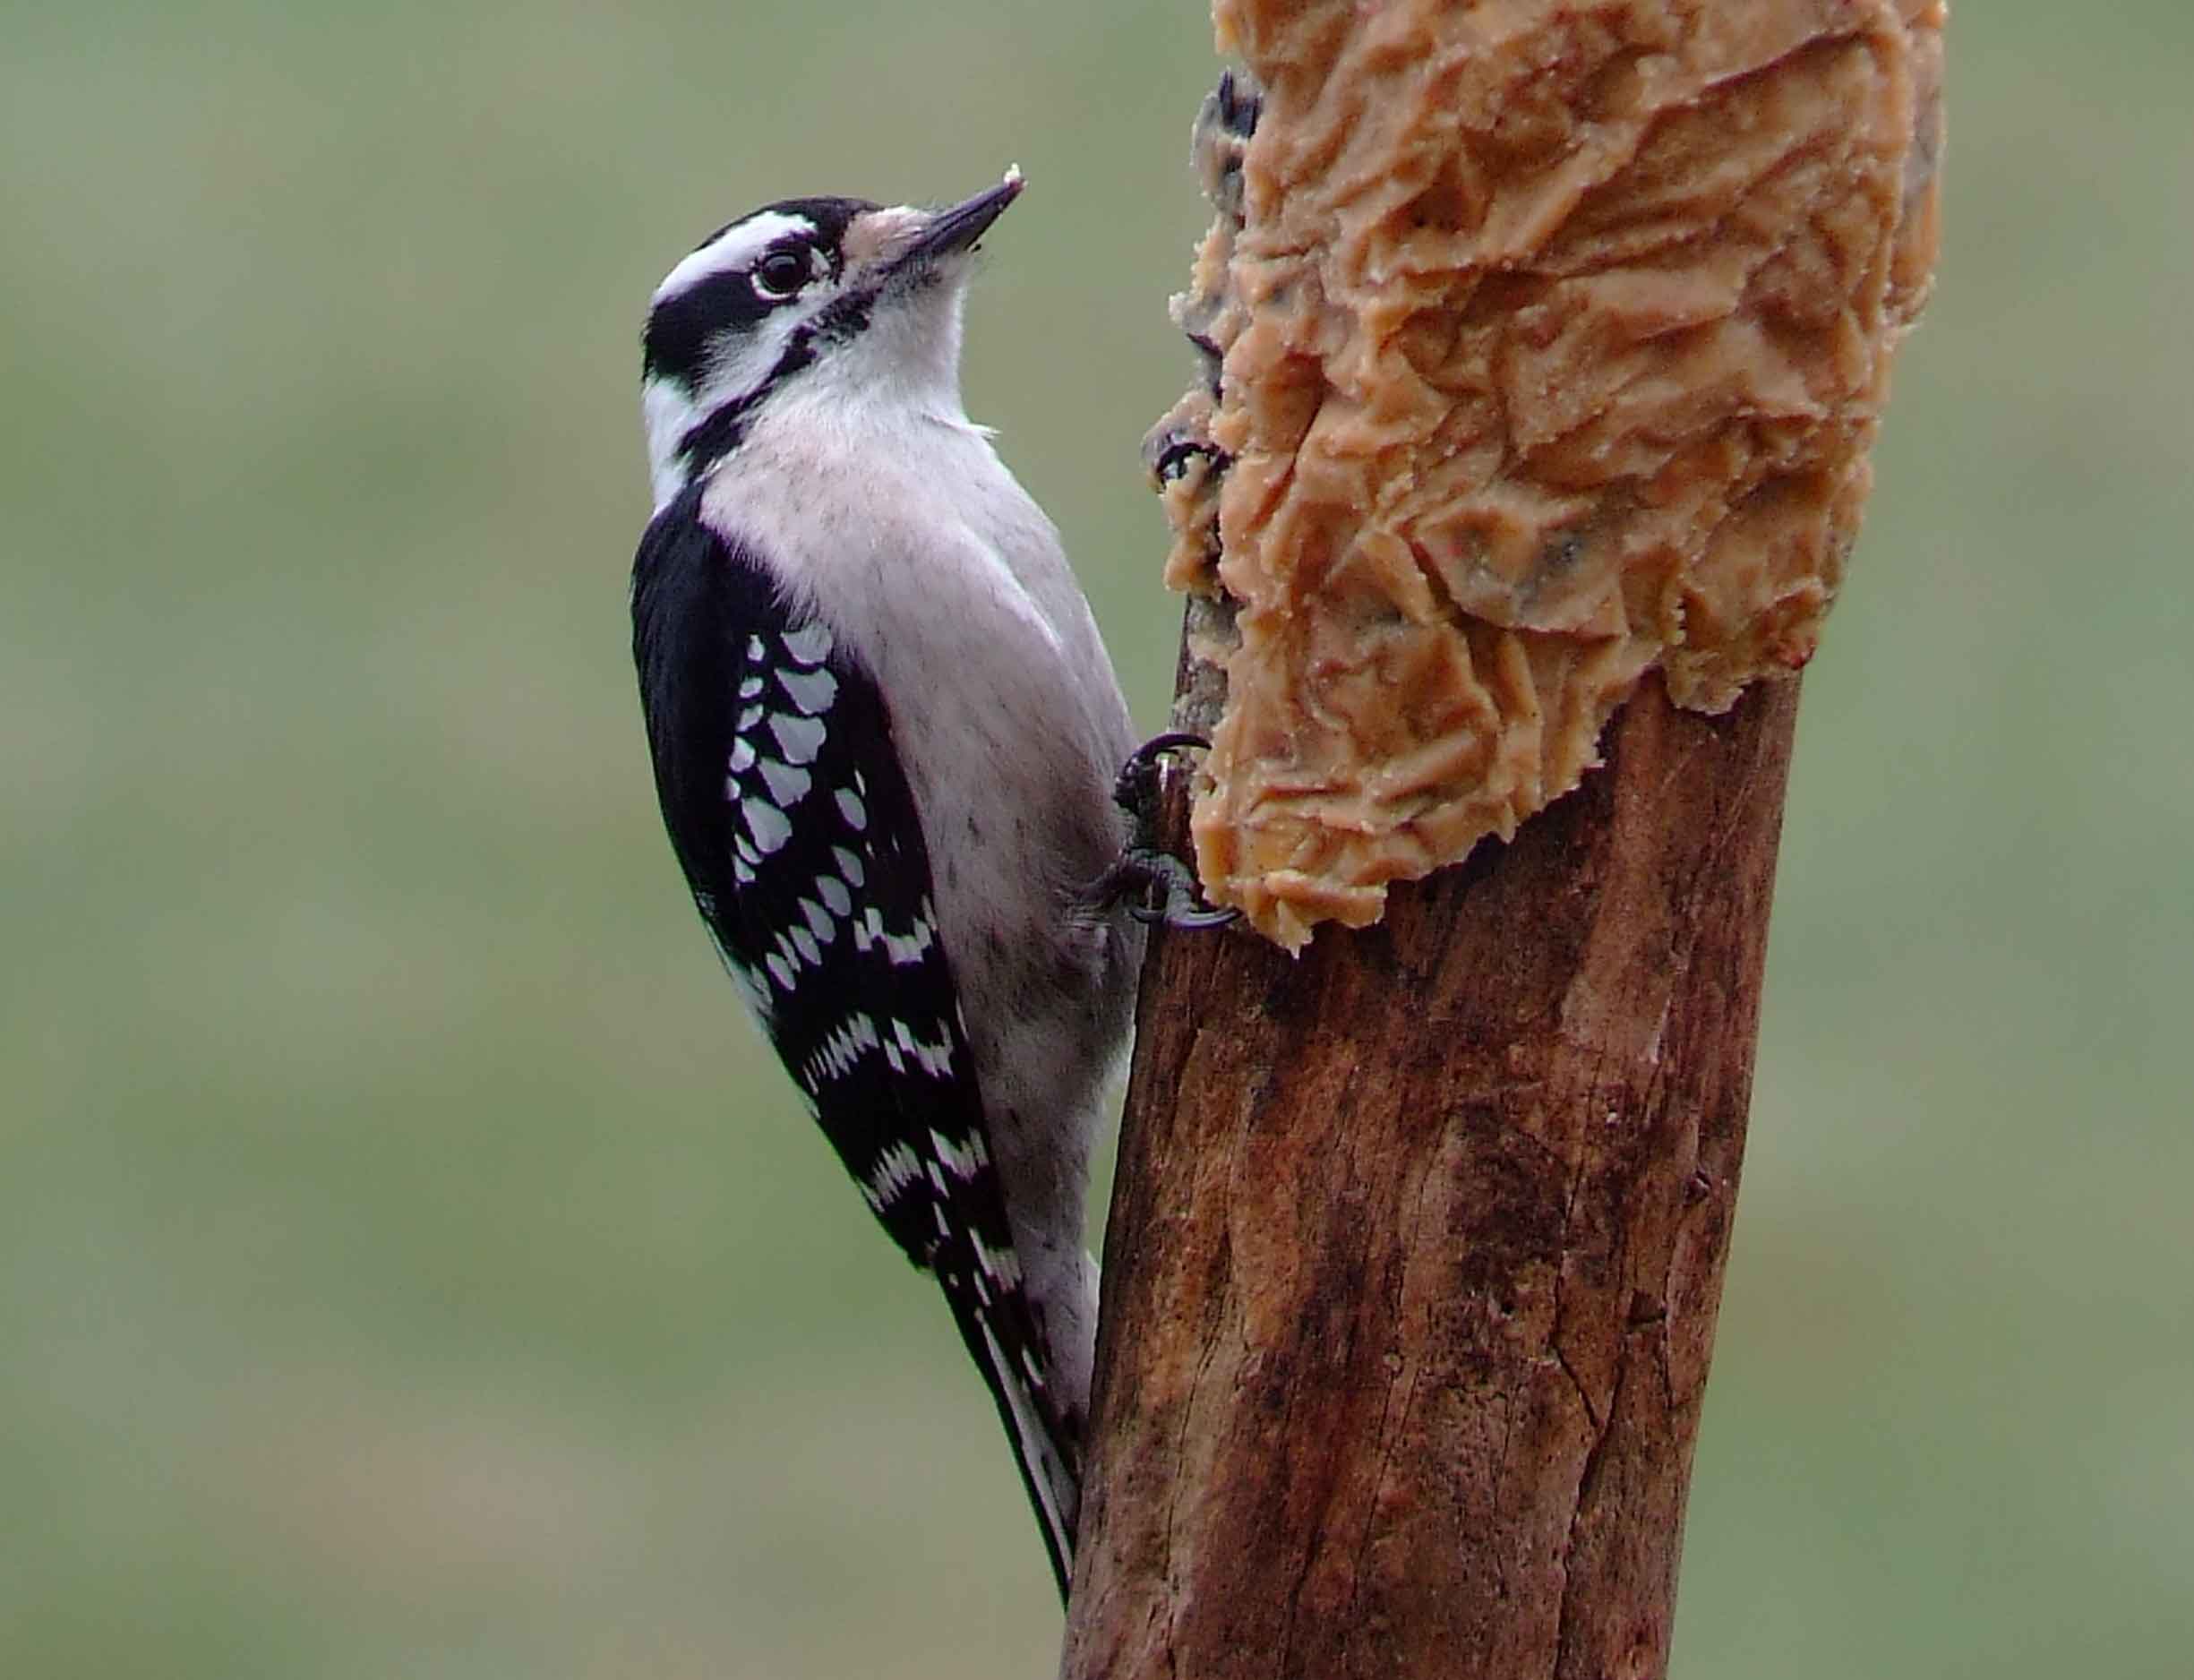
[[1061, 673, 1798, 1680]]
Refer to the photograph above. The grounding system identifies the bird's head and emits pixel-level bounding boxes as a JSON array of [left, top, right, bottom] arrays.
[[640, 170, 1023, 503]]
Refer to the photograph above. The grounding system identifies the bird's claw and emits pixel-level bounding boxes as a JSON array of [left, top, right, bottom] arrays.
[[1123, 849, 1238, 929], [1102, 733, 1238, 931], [1112, 730, 1211, 814]]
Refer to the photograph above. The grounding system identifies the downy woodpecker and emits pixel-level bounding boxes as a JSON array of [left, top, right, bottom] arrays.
[[630, 172, 1142, 1596]]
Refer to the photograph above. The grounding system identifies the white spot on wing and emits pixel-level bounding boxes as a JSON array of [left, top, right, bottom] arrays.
[[770, 714, 827, 766], [891, 1017, 956, 1078], [758, 759, 810, 805], [861, 1138, 923, 1211], [853, 904, 936, 965], [832, 845, 865, 887], [808, 1012, 883, 1088], [973, 1232, 1024, 1290], [776, 666, 838, 715], [836, 787, 867, 830], [780, 623, 834, 665], [930, 1127, 989, 1180], [743, 799, 793, 854], [885, 914, 935, 966]]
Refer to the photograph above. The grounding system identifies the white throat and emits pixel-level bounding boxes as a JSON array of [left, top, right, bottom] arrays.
[[640, 279, 973, 515]]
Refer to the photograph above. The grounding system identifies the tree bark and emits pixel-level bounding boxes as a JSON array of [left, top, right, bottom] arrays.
[[1060, 673, 1798, 1679]]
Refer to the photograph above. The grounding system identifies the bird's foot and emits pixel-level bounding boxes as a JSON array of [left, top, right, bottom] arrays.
[[1094, 733, 1238, 930]]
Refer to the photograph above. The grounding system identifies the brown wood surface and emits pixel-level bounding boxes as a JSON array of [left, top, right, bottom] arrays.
[[1060, 673, 1800, 1680]]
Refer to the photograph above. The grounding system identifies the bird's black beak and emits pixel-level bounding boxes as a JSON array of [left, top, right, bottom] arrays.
[[890, 170, 1024, 275]]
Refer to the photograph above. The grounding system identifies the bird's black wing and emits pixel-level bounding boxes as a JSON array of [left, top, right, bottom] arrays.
[[631, 484, 1080, 1592]]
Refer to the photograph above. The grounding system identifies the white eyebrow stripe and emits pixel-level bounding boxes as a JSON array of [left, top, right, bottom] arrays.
[[654, 210, 818, 303]]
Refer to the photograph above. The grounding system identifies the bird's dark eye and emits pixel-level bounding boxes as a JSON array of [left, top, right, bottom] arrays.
[[753, 249, 810, 300]]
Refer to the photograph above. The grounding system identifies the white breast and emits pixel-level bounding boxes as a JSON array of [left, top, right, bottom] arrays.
[[699, 377, 1134, 879], [695, 341, 1141, 1435]]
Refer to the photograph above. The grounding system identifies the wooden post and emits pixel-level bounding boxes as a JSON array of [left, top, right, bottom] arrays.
[[1059, 1, 1941, 1666], [1060, 673, 1797, 1678]]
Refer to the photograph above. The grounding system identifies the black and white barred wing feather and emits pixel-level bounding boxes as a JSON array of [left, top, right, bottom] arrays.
[[632, 491, 1082, 1590]]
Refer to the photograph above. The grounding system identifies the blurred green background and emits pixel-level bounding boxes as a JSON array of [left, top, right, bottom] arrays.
[[3, 2, 2187, 1675]]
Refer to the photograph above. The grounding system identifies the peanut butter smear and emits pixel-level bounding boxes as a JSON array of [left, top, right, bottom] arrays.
[[1155, 0, 1944, 949]]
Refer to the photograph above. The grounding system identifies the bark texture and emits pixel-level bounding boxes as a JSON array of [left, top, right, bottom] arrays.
[[1060, 673, 1797, 1680]]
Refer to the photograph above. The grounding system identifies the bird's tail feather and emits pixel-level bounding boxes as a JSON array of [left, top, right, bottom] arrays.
[[940, 1275, 1084, 1601]]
